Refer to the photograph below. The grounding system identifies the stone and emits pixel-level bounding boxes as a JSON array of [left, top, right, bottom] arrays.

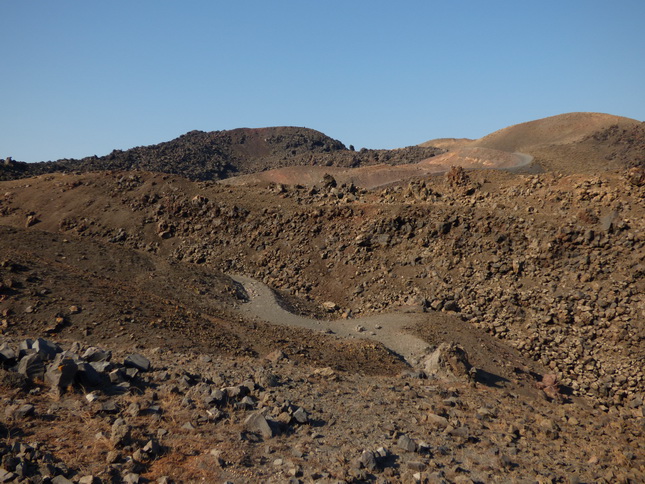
[[90, 360, 113, 374], [423, 343, 471, 380], [25, 214, 39, 227], [355, 233, 372, 247], [127, 402, 140, 417], [443, 300, 460, 312], [257, 370, 280, 388], [124, 354, 151, 372], [45, 357, 78, 388], [125, 367, 139, 379], [109, 369, 126, 384], [536, 373, 563, 401], [224, 385, 248, 399], [360, 450, 379, 471], [292, 407, 309, 424], [17, 353, 45, 380], [375, 447, 389, 458], [313, 367, 336, 378], [44, 315, 67, 334], [69, 341, 82, 353], [476, 407, 497, 420], [76, 362, 103, 387], [143, 439, 161, 456], [499, 453, 514, 469], [397, 434, 417, 452], [322, 301, 339, 312], [82, 347, 112, 362], [101, 399, 120, 413], [600, 210, 618, 232], [13, 404, 35, 419], [408, 461, 427, 471], [244, 412, 274, 439], [18, 340, 34, 358], [238, 395, 255, 409], [33, 338, 61, 360], [427, 413, 449, 428], [322, 173, 337, 189], [106, 450, 120, 464], [110, 418, 132, 447], [122, 473, 140, 484]]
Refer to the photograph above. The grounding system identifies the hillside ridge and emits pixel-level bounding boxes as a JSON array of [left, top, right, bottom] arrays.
[[0, 126, 443, 182]]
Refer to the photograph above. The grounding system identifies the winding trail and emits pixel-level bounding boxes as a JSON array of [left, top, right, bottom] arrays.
[[230, 275, 433, 366]]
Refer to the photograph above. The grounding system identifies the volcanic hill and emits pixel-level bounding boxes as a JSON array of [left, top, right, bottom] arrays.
[[421, 112, 644, 173], [0, 127, 443, 182]]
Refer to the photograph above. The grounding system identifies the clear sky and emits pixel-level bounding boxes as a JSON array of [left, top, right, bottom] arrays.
[[1, 1, 644, 162]]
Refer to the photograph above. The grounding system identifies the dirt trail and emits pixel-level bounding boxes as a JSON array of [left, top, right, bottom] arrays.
[[230, 275, 432, 366], [229, 274, 549, 396]]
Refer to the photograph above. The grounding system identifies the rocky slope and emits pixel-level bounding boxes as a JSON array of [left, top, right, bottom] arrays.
[[1, 167, 643, 402], [2, 333, 643, 483], [0, 112, 644, 482], [0, 128, 443, 182]]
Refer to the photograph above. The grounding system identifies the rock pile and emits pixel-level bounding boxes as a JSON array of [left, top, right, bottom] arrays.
[[1, 334, 643, 482], [1, 338, 151, 395], [0, 338, 323, 483]]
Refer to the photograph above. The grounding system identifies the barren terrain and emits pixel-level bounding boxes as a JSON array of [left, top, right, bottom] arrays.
[[0, 112, 643, 483]]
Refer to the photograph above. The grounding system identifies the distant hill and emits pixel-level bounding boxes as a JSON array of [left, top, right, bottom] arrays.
[[470, 112, 639, 152], [0, 127, 443, 182], [420, 112, 644, 173], [418, 138, 473, 150]]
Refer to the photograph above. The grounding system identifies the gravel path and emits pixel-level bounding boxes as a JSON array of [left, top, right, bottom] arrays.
[[230, 274, 433, 366]]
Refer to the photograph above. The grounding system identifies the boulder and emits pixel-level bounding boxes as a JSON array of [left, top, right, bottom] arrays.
[[422, 343, 471, 381], [124, 354, 151, 372], [45, 357, 78, 389], [322, 301, 339, 312], [82, 347, 112, 362], [360, 450, 379, 471], [397, 434, 417, 452], [110, 418, 132, 447], [13, 404, 35, 419], [292, 407, 309, 424], [76, 362, 103, 387], [244, 412, 274, 439], [33, 338, 61, 361], [17, 353, 45, 380], [18, 339, 34, 358]]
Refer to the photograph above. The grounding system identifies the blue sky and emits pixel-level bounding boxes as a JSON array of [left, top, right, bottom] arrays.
[[1, 1, 643, 162]]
